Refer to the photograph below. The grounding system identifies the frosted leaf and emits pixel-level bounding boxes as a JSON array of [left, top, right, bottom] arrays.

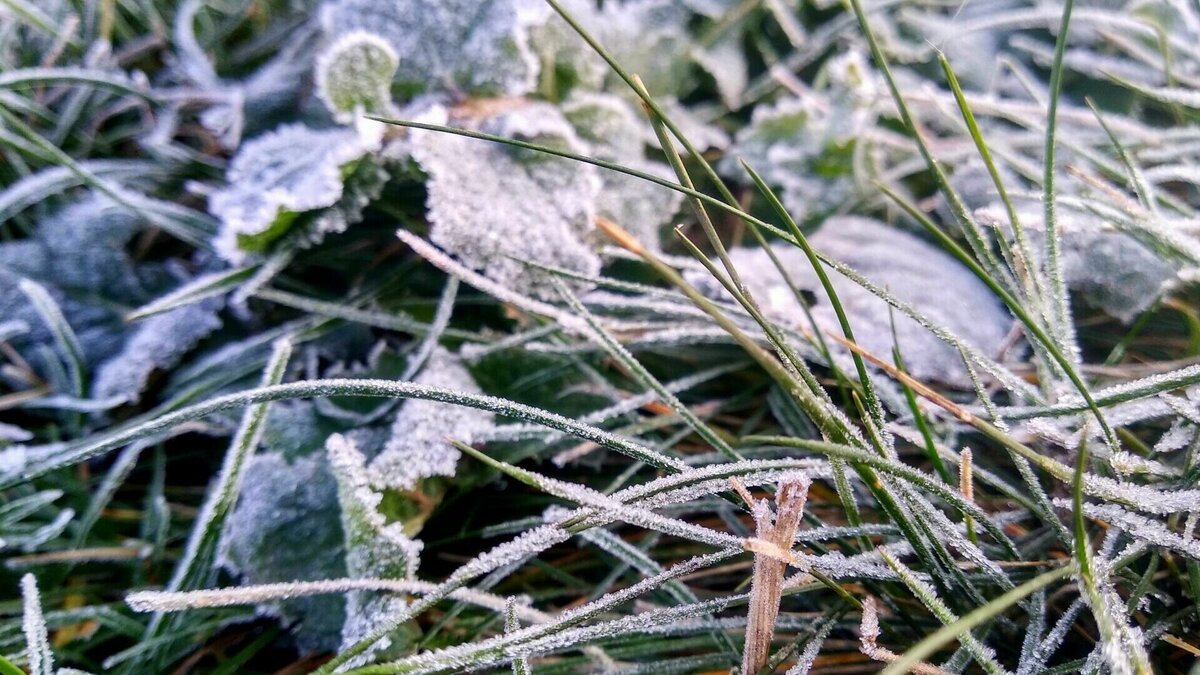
[[411, 103, 602, 300], [20, 574, 52, 675], [688, 217, 1013, 385], [1153, 421, 1194, 454], [91, 298, 223, 404], [209, 123, 378, 261], [562, 93, 683, 249], [977, 204, 1178, 323], [327, 434, 423, 580], [723, 89, 873, 221], [321, 0, 548, 97], [315, 31, 399, 122], [0, 193, 148, 299], [786, 616, 836, 675], [531, 0, 693, 98], [327, 433, 423, 663], [693, 34, 747, 108], [219, 451, 347, 652], [369, 348, 493, 490]]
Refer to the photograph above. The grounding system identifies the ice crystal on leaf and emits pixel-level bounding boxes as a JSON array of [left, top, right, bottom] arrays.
[[976, 204, 1178, 323], [219, 451, 347, 652], [210, 123, 380, 262], [410, 102, 603, 299], [723, 60, 880, 221], [321, 0, 548, 98], [690, 217, 1013, 384], [315, 31, 399, 123], [562, 93, 683, 249], [92, 299, 223, 404], [21, 574, 53, 675], [369, 348, 494, 490], [327, 433, 423, 663]]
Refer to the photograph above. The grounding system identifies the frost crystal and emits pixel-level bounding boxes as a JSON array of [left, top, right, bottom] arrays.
[[92, 299, 223, 404], [210, 123, 379, 261], [562, 93, 682, 249], [532, 0, 693, 98], [724, 82, 876, 221], [976, 204, 1178, 323], [689, 217, 1013, 384], [369, 348, 493, 490], [411, 103, 602, 299], [219, 451, 347, 652], [321, 0, 548, 98], [315, 31, 399, 123], [327, 433, 423, 663], [20, 574, 53, 675]]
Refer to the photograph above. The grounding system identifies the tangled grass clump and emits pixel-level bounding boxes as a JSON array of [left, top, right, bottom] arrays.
[[1, 0, 1200, 673]]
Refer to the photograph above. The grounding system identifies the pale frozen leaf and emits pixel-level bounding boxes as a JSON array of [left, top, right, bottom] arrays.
[[977, 204, 1178, 323], [723, 89, 873, 221], [209, 123, 378, 261], [369, 348, 493, 489], [315, 31, 398, 122], [786, 616, 836, 675], [411, 103, 602, 300], [692, 34, 747, 108], [321, 0, 547, 97], [21, 574, 53, 675], [327, 433, 423, 662], [1067, 501, 1200, 560], [327, 433, 423, 580], [219, 451, 347, 652], [91, 299, 223, 404], [562, 93, 682, 249], [689, 217, 1013, 385], [128, 578, 546, 623], [531, 0, 693, 98]]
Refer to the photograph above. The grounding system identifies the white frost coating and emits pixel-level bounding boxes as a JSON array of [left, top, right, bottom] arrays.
[[411, 103, 602, 300], [976, 204, 1178, 323], [723, 90, 873, 222], [562, 92, 683, 250], [92, 299, 223, 404], [20, 574, 53, 675], [450, 524, 571, 583], [1064, 501, 1200, 560], [315, 31, 399, 123], [327, 434, 423, 578], [327, 433, 423, 665], [369, 348, 494, 490], [128, 578, 546, 622], [688, 217, 1013, 385], [785, 617, 835, 675], [210, 123, 377, 261], [321, 0, 548, 97]]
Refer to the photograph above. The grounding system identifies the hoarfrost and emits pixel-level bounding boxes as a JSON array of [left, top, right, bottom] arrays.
[[369, 348, 494, 490], [411, 103, 602, 300], [977, 204, 1178, 323], [219, 451, 347, 652], [91, 299, 223, 404], [688, 217, 1013, 385], [327, 433, 423, 663], [532, 0, 693, 98], [321, 0, 548, 97], [315, 31, 399, 122], [20, 574, 53, 675], [723, 85, 874, 221], [209, 123, 379, 261], [562, 93, 682, 249]]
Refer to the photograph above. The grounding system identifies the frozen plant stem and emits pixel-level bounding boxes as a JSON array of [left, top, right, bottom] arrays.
[[742, 473, 811, 674]]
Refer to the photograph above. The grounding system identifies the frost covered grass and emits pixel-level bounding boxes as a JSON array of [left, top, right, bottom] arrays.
[[2, 0, 1200, 673]]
